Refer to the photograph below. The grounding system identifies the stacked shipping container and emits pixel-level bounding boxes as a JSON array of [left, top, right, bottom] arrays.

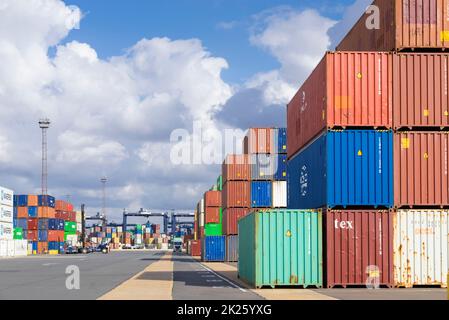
[[283, 0, 449, 288]]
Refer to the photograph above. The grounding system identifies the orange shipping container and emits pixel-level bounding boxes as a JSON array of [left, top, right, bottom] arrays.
[[287, 52, 392, 158], [395, 132, 449, 207], [222, 181, 251, 208], [205, 207, 221, 224], [244, 128, 274, 154], [393, 53, 449, 129], [38, 242, 48, 254], [17, 207, 28, 218], [38, 207, 55, 218], [27, 195, 38, 207], [222, 154, 251, 183], [223, 208, 249, 235], [204, 191, 222, 207], [336, 0, 449, 52]]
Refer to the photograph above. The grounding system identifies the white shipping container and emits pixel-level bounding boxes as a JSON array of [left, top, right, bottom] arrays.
[[394, 210, 448, 288], [200, 199, 205, 215], [0, 187, 13, 207], [272, 181, 287, 208], [0, 205, 13, 223], [77, 223, 82, 233], [76, 211, 82, 223], [66, 235, 78, 246], [199, 212, 205, 227], [0, 222, 13, 240], [14, 240, 27, 257], [0, 240, 7, 257]]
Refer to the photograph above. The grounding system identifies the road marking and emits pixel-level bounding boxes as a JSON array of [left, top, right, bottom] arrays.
[[197, 262, 247, 293], [206, 279, 223, 283], [42, 263, 59, 266]]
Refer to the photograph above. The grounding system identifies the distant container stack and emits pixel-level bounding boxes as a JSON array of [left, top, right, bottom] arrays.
[[1, 187, 27, 258]]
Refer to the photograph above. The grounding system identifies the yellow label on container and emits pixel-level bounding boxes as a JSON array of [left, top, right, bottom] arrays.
[[445, 111, 449, 117], [335, 96, 351, 109], [260, 172, 265, 177], [441, 31, 449, 42], [322, 110, 326, 120], [358, 150, 363, 156], [423, 109, 430, 117], [424, 152, 429, 159], [357, 72, 362, 79], [286, 230, 292, 238], [401, 138, 410, 149], [283, 145, 287, 150], [283, 172, 287, 177], [368, 270, 380, 277]]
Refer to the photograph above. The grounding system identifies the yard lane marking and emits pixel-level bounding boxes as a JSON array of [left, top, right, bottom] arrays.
[[198, 263, 247, 293]]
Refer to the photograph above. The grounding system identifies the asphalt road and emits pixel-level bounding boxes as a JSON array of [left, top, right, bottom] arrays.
[[171, 252, 263, 300], [0, 251, 158, 300]]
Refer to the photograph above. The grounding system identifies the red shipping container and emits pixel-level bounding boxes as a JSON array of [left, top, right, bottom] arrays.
[[67, 212, 77, 222], [27, 195, 38, 207], [223, 208, 249, 235], [324, 209, 394, 288], [67, 203, 74, 212], [38, 242, 48, 254], [204, 191, 222, 207], [222, 154, 251, 183], [244, 128, 274, 154], [17, 207, 28, 218], [222, 181, 250, 208], [27, 230, 38, 241], [395, 132, 449, 207], [205, 207, 221, 224], [336, 0, 449, 52], [48, 230, 64, 242], [287, 52, 392, 158], [27, 218, 38, 230], [393, 53, 449, 129], [190, 240, 201, 257]]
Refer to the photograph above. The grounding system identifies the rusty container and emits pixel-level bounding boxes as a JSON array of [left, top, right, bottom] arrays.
[[393, 53, 449, 129], [204, 191, 222, 207], [223, 181, 251, 208], [223, 208, 250, 235], [205, 207, 221, 224], [189, 240, 202, 257], [222, 154, 251, 183], [336, 0, 449, 52], [287, 52, 392, 158], [394, 132, 449, 207], [394, 209, 448, 288], [324, 209, 394, 288], [244, 128, 275, 154]]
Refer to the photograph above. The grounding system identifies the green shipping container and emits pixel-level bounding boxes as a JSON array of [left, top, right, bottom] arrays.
[[238, 209, 323, 289], [217, 175, 223, 191], [13, 227, 23, 240], [204, 223, 222, 236], [64, 221, 77, 233]]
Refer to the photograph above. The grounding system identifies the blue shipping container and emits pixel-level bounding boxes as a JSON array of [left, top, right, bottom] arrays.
[[13, 207, 17, 217], [16, 218, 27, 230], [274, 154, 287, 181], [28, 207, 37, 218], [276, 128, 287, 154], [288, 130, 393, 209], [251, 181, 272, 208], [38, 230, 48, 242], [32, 242, 38, 251], [13, 195, 18, 207], [202, 236, 226, 262], [17, 195, 28, 207], [48, 242, 60, 251], [38, 219, 49, 230], [38, 195, 55, 208], [48, 218, 64, 230]]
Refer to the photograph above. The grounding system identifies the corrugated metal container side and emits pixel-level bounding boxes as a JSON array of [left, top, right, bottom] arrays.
[[251, 154, 277, 180], [287, 52, 392, 159], [238, 209, 323, 288], [190, 240, 202, 257], [202, 236, 226, 262], [324, 209, 394, 288], [393, 53, 449, 129], [222, 154, 251, 183], [336, 0, 449, 52], [0, 187, 14, 207], [288, 131, 394, 209], [394, 210, 448, 288], [204, 223, 222, 237], [223, 208, 249, 235], [251, 181, 272, 208], [274, 154, 287, 181], [272, 181, 287, 208], [205, 207, 221, 224], [395, 132, 449, 207], [204, 191, 222, 207], [223, 181, 251, 208], [226, 235, 238, 262], [244, 128, 274, 154], [276, 128, 287, 154]]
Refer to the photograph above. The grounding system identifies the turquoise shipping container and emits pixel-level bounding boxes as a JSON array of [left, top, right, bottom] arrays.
[[238, 209, 323, 288]]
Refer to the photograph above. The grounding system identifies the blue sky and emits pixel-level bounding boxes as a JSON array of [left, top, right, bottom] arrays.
[[64, 0, 353, 83]]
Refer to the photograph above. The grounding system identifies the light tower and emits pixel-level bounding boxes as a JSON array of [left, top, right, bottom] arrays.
[[39, 119, 51, 196], [100, 177, 107, 227]]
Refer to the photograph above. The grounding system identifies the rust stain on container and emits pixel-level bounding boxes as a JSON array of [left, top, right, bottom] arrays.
[[336, 0, 449, 52], [394, 132, 449, 207], [393, 53, 449, 129], [287, 52, 392, 158], [324, 209, 394, 288]]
